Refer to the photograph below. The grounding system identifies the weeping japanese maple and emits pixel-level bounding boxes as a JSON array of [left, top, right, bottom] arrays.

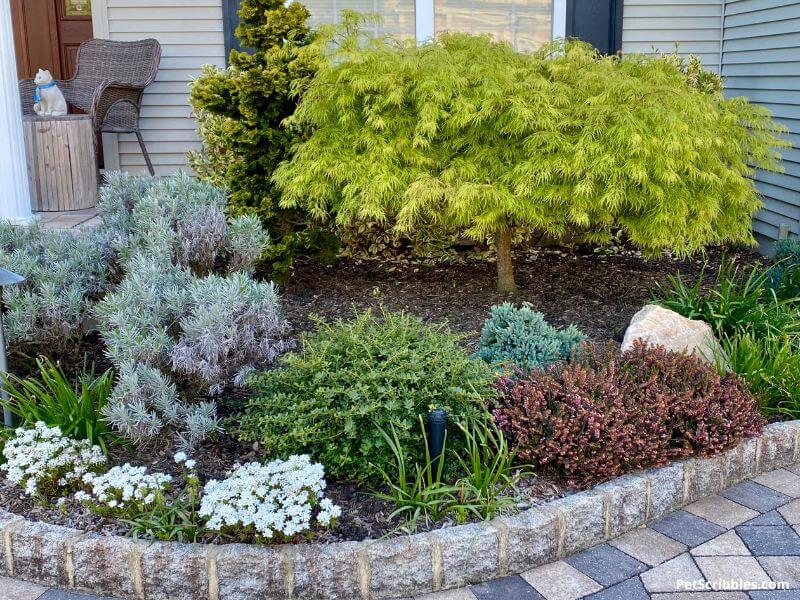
[[274, 35, 787, 293]]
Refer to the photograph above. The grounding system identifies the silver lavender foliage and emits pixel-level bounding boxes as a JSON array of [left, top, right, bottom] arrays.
[[0, 221, 108, 355], [99, 172, 289, 449], [0, 173, 287, 450]]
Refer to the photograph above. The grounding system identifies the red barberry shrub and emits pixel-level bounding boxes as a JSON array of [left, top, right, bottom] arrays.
[[493, 341, 765, 487]]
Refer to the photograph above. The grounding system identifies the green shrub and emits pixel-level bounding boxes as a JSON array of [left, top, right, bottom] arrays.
[[475, 303, 584, 372], [719, 333, 800, 419], [188, 0, 331, 275], [274, 35, 788, 293], [655, 258, 800, 340], [2, 359, 117, 454], [235, 309, 493, 482]]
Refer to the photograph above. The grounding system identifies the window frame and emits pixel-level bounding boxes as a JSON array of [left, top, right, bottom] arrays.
[[222, 0, 566, 63]]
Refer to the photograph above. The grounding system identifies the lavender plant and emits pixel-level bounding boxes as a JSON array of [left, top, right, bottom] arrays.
[[95, 173, 290, 449], [98, 171, 269, 276], [0, 222, 107, 359]]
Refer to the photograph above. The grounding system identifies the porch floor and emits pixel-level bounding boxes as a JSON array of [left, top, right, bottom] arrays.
[[36, 208, 99, 230]]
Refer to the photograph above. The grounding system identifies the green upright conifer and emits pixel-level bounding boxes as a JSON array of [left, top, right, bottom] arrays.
[[189, 0, 326, 275]]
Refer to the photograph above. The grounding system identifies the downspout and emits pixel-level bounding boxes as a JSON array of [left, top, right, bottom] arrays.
[[718, 0, 726, 74]]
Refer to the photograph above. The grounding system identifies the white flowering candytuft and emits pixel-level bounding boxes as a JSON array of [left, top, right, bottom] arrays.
[[76, 464, 173, 516], [199, 455, 341, 540], [1, 422, 106, 498]]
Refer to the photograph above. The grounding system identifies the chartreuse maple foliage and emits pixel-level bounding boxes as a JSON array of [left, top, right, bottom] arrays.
[[273, 34, 788, 292]]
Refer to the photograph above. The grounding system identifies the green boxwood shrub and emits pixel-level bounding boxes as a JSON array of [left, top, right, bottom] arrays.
[[234, 310, 493, 482], [475, 302, 585, 372]]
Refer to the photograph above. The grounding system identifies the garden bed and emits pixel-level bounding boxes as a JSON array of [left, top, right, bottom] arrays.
[[280, 246, 762, 345], [0, 232, 771, 545], [1, 422, 797, 600], [0, 436, 566, 543]]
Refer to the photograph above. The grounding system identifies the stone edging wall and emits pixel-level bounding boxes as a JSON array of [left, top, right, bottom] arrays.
[[1, 421, 799, 600]]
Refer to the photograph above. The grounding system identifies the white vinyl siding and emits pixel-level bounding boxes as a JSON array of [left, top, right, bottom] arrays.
[[104, 0, 225, 175], [621, 0, 724, 71]]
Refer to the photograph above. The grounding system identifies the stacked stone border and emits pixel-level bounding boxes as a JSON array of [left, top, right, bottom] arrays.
[[1, 420, 799, 600]]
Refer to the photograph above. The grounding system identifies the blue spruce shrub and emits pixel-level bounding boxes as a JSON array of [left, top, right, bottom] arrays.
[[476, 302, 585, 372]]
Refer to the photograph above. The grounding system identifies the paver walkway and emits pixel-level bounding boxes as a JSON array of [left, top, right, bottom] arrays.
[[3, 464, 800, 600]]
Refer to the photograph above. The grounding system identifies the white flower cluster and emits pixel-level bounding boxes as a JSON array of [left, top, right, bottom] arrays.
[[1, 422, 105, 497], [199, 455, 342, 539], [173, 451, 196, 470], [75, 464, 172, 513]]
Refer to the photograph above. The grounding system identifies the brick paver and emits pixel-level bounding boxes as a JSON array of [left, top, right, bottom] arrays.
[[4, 466, 800, 600]]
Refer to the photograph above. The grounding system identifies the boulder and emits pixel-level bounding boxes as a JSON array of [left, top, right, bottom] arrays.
[[621, 304, 723, 363]]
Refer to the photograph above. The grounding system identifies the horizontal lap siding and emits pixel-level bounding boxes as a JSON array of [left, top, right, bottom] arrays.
[[621, 0, 723, 71], [106, 0, 225, 175], [722, 0, 800, 246]]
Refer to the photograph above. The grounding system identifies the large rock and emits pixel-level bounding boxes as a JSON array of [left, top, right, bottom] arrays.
[[621, 304, 722, 363]]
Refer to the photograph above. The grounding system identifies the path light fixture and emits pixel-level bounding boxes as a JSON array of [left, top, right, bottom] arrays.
[[426, 408, 447, 477], [0, 268, 25, 428]]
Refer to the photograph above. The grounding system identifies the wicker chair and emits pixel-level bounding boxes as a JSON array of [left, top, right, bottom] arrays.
[[19, 38, 162, 175]]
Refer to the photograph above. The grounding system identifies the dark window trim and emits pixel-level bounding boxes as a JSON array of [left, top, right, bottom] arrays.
[[222, 0, 243, 63], [565, 0, 624, 55]]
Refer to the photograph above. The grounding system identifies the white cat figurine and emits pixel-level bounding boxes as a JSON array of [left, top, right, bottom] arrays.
[[32, 69, 68, 117]]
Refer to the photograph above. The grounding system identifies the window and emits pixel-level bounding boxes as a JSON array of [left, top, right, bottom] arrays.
[[222, 0, 562, 62], [434, 0, 552, 51], [303, 0, 417, 39]]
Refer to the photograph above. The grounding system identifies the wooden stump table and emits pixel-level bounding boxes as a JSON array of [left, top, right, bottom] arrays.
[[22, 114, 99, 212]]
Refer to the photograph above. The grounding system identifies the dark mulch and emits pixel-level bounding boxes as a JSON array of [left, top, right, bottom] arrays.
[[280, 245, 763, 348], [0, 244, 765, 543], [0, 431, 566, 543]]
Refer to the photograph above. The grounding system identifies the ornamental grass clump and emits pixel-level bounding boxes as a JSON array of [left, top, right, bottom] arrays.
[[476, 302, 585, 372], [493, 341, 764, 487], [198, 455, 341, 542], [2, 358, 117, 454], [235, 309, 493, 482], [1, 422, 105, 499], [274, 34, 788, 293]]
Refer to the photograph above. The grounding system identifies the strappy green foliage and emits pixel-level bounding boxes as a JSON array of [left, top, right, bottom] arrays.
[[274, 34, 789, 291]]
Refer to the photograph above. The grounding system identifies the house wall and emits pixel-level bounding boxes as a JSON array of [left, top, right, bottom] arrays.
[[621, 0, 724, 71], [622, 0, 800, 252], [722, 0, 800, 250], [93, 0, 226, 175]]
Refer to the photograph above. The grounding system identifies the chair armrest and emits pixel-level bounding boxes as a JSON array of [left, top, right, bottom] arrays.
[[89, 80, 145, 132], [18, 78, 36, 115]]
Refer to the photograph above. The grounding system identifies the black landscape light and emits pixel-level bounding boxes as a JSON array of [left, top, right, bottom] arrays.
[[0, 268, 25, 428], [426, 408, 447, 476]]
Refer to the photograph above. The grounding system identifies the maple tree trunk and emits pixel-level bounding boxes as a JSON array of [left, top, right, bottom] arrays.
[[494, 227, 517, 294]]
